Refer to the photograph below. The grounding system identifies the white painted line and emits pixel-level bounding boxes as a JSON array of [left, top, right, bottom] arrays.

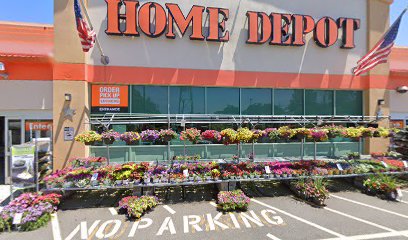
[[252, 198, 346, 238], [209, 201, 217, 207], [50, 213, 62, 240], [324, 207, 397, 232], [163, 205, 176, 215], [266, 233, 282, 240], [331, 194, 408, 219], [401, 190, 408, 193], [109, 207, 118, 216], [320, 230, 408, 240], [398, 199, 408, 204]]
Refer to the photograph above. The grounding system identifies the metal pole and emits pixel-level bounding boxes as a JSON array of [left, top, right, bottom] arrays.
[[35, 131, 39, 192], [8, 130, 13, 200], [252, 140, 255, 161], [107, 144, 110, 165], [358, 138, 362, 156], [314, 140, 317, 160], [301, 138, 304, 160]]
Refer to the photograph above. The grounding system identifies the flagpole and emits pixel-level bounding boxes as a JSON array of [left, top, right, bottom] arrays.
[[79, 0, 110, 65]]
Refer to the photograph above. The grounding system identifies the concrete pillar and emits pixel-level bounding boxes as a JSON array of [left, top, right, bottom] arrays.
[[364, 0, 393, 154]]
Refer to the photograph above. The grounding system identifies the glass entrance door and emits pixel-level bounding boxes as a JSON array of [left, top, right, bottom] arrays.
[[4, 118, 23, 184]]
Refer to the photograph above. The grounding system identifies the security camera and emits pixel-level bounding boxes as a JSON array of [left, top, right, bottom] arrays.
[[396, 86, 408, 94]]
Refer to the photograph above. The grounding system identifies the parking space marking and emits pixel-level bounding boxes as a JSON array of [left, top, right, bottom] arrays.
[[331, 194, 408, 219], [266, 233, 282, 240], [163, 205, 176, 215], [109, 207, 118, 216], [252, 198, 346, 238], [323, 207, 400, 233], [51, 213, 62, 240], [320, 230, 408, 240], [209, 202, 217, 207]]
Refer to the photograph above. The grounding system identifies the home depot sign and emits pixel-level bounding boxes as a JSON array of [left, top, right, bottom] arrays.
[[105, 0, 360, 48]]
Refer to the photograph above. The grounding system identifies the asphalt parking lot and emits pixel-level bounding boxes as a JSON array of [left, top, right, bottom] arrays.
[[1, 180, 408, 240]]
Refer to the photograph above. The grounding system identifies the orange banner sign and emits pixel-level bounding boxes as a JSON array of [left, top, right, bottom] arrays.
[[91, 85, 129, 113], [25, 121, 53, 131]]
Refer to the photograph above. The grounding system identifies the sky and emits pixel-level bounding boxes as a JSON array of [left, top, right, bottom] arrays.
[[0, 0, 406, 46]]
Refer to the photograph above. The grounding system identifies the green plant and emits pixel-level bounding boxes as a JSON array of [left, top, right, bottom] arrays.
[[20, 213, 51, 231], [74, 131, 102, 143], [363, 174, 398, 193]]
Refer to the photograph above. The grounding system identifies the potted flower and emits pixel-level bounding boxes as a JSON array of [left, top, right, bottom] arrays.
[[273, 169, 283, 178], [251, 129, 263, 143], [221, 128, 238, 145], [180, 128, 202, 144], [236, 128, 253, 143], [373, 127, 390, 138], [159, 129, 178, 143], [211, 169, 221, 180], [278, 126, 295, 140], [309, 129, 329, 142], [324, 125, 344, 139], [343, 127, 362, 140], [120, 132, 140, 145], [101, 130, 120, 145], [294, 128, 311, 140], [74, 130, 102, 145], [201, 130, 222, 144], [361, 127, 374, 138], [140, 129, 160, 143], [266, 128, 279, 142]]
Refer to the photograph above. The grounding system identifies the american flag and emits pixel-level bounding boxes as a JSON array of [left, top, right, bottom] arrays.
[[74, 0, 96, 52], [353, 8, 406, 76]]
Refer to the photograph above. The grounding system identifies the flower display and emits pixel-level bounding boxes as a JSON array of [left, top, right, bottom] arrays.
[[236, 128, 253, 143], [291, 178, 329, 206], [1, 192, 61, 231], [217, 190, 250, 212], [363, 174, 399, 200], [42, 157, 407, 189], [140, 129, 160, 142], [120, 132, 140, 145], [119, 196, 159, 219], [201, 130, 222, 143], [74, 131, 102, 145], [74, 126, 394, 146], [180, 128, 202, 144], [221, 128, 238, 145], [159, 129, 178, 142]]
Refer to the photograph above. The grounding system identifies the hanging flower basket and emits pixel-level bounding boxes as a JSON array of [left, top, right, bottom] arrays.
[[121, 132, 140, 145], [101, 130, 120, 145]]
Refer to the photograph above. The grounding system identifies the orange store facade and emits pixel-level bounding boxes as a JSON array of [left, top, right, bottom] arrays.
[[0, 0, 407, 180]]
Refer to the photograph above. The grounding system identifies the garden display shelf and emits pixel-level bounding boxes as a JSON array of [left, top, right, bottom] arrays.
[[43, 171, 408, 192]]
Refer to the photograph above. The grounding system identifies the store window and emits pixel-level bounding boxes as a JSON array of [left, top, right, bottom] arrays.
[[131, 86, 168, 114], [305, 90, 334, 115], [335, 91, 363, 115], [241, 88, 272, 115], [274, 89, 303, 115], [207, 88, 239, 114], [170, 87, 205, 114]]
